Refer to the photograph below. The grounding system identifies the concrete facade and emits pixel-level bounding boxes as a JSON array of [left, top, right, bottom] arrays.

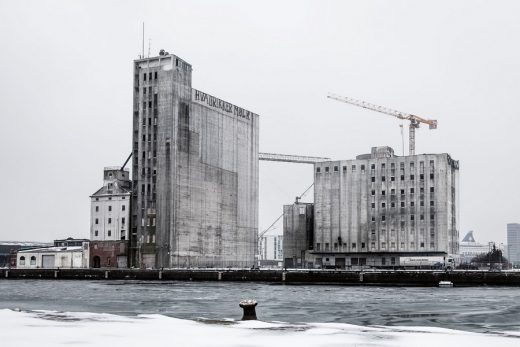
[[282, 202, 314, 268], [507, 223, 520, 265], [312, 146, 459, 268], [131, 52, 259, 268], [90, 168, 131, 242]]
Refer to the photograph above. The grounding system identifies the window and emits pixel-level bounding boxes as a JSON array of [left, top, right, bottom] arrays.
[[382, 257, 386, 265], [430, 187, 435, 193], [391, 202, 395, 208], [371, 242, 375, 249], [371, 216, 375, 222], [95, 230, 98, 236], [371, 164, 375, 170], [382, 202, 386, 208], [95, 206, 99, 212], [381, 242, 386, 249], [148, 72, 152, 80], [361, 242, 365, 248], [108, 230, 111, 236], [122, 217, 126, 224], [325, 167, 329, 173], [420, 242, 425, 248], [410, 215, 415, 221], [122, 205, 126, 211], [121, 231, 126, 240], [430, 242, 435, 248], [143, 73, 146, 81], [371, 177, 375, 182], [430, 173, 434, 180], [325, 243, 329, 251], [381, 215, 386, 221], [410, 188, 415, 194], [382, 176, 386, 181], [420, 215, 424, 220], [371, 202, 375, 208], [430, 201, 434, 206], [351, 165, 356, 172], [410, 174, 415, 180], [361, 165, 365, 173], [19, 256, 25, 265], [334, 166, 338, 172], [400, 189, 405, 195], [400, 175, 404, 181], [154, 71, 158, 79], [334, 242, 338, 250], [391, 176, 395, 181], [400, 242, 405, 248], [420, 174, 424, 180], [420, 201, 424, 207], [316, 167, 321, 173], [391, 189, 395, 195], [430, 214, 435, 220], [108, 218, 112, 224], [410, 201, 415, 207], [352, 243, 356, 249], [95, 198, 99, 201], [316, 243, 321, 251], [381, 190, 386, 196], [371, 190, 375, 196], [108, 206, 112, 212], [391, 242, 395, 248], [30, 256, 36, 265], [342, 166, 347, 172], [400, 202, 405, 208], [95, 218, 99, 225]]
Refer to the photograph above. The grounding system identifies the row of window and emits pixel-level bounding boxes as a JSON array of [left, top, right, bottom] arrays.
[[143, 71, 158, 81], [94, 217, 125, 225], [316, 241, 435, 251], [371, 201, 435, 208], [93, 230, 125, 239], [18, 256, 36, 266], [95, 205, 126, 212], [317, 161, 435, 173], [373, 187, 434, 196], [94, 196, 126, 201]]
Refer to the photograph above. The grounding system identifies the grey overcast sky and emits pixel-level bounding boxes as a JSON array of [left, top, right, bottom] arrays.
[[0, 0, 519, 244]]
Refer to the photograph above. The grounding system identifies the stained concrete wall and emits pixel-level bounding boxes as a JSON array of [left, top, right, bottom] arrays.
[[283, 203, 314, 268], [313, 147, 459, 262], [131, 54, 259, 268]]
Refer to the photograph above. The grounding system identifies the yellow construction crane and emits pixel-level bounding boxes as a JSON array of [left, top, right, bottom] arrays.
[[327, 93, 437, 155]]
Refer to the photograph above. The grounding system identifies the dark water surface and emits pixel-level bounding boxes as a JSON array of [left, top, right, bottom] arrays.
[[1, 280, 519, 333]]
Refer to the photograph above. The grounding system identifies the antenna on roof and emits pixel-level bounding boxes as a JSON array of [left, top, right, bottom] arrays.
[[141, 22, 145, 59], [148, 38, 151, 58]]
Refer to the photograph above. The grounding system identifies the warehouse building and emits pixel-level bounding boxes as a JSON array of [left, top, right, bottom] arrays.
[[301, 146, 459, 268], [89, 167, 131, 268], [131, 51, 259, 268]]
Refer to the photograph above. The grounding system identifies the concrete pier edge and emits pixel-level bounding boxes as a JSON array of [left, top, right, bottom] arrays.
[[1, 269, 520, 286]]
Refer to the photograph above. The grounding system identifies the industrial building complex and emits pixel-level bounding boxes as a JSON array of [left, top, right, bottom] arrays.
[[283, 146, 460, 269], [9, 50, 476, 271]]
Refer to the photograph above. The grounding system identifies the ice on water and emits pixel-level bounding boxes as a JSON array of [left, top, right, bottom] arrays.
[[1, 309, 518, 347]]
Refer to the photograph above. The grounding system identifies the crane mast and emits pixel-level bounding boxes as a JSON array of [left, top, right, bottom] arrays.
[[327, 93, 437, 155]]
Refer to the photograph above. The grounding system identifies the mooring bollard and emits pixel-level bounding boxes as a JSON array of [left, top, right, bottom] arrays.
[[239, 299, 258, 320]]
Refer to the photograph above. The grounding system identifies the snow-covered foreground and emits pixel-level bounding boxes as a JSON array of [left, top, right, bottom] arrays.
[[0, 309, 518, 347]]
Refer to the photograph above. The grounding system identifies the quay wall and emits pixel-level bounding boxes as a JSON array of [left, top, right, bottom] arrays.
[[1, 268, 520, 286]]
